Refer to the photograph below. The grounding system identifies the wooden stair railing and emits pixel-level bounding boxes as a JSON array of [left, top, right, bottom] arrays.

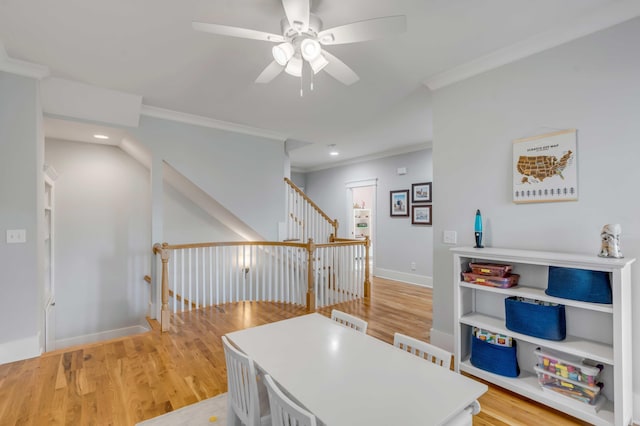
[[284, 177, 338, 244], [151, 238, 370, 332]]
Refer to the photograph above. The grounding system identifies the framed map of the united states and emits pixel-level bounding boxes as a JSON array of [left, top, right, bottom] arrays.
[[513, 129, 577, 204]]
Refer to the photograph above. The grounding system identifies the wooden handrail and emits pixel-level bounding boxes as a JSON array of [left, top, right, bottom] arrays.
[[284, 177, 338, 231], [162, 240, 308, 250]]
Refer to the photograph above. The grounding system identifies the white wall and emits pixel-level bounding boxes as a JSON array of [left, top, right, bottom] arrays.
[[130, 116, 286, 241], [0, 71, 44, 363], [431, 17, 640, 414], [305, 149, 433, 286], [45, 139, 151, 343]]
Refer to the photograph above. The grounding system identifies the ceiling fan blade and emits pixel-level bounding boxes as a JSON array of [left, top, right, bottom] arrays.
[[282, 0, 310, 33], [318, 15, 406, 45], [192, 21, 285, 43], [255, 61, 285, 84], [321, 51, 359, 86]]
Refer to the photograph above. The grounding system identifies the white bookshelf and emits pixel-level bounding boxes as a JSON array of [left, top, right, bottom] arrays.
[[452, 247, 634, 426], [353, 208, 370, 239]]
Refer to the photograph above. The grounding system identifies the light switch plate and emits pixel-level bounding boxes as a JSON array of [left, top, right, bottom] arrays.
[[443, 230, 457, 244], [7, 229, 26, 244]]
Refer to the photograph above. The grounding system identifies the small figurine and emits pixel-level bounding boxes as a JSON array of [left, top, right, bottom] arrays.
[[474, 209, 484, 248], [598, 223, 623, 258]]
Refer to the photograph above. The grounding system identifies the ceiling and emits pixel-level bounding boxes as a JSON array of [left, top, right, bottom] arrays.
[[1, 0, 636, 171]]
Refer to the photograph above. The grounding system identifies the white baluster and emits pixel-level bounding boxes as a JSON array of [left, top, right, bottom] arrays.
[[195, 248, 199, 310], [209, 247, 213, 307]]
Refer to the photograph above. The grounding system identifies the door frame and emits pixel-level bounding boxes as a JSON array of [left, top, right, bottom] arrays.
[[345, 178, 377, 262]]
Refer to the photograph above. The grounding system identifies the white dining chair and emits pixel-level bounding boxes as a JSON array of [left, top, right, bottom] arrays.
[[222, 336, 271, 426], [444, 400, 481, 426], [393, 332, 452, 369], [393, 333, 481, 424], [264, 374, 317, 426], [330, 309, 368, 333]]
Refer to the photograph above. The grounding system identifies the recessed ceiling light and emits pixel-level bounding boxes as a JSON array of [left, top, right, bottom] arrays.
[[328, 144, 339, 156], [93, 134, 110, 140]]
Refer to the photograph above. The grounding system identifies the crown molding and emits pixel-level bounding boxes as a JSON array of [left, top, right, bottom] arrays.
[[424, 0, 640, 91], [0, 42, 49, 79], [292, 142, 431, 174], [140, 104, 286, 142]]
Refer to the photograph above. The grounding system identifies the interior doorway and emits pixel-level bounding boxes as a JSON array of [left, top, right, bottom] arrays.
[[346, 179, 377, 265]]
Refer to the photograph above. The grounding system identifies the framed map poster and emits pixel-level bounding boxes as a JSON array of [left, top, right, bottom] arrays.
[[513, 129, 577, 204]]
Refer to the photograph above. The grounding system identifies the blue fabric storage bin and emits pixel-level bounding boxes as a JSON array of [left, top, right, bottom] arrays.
[[546, 266, 611, 304], [505, 297, 566, 341], [470, 335, 519, 377]]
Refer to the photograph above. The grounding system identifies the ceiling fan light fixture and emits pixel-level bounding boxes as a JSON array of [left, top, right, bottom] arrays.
[[309, 53, 328, 74], [272, 42, 295, 66], [284, 55, 303, 77], [319, 33, 334, 44], [300, 38, 321, 61]]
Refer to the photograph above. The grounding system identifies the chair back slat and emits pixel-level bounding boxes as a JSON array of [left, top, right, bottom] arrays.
[[331, 309, 368, 333], [222, 336, 263, 426], [265, 374, 317, 426], [393, 332, 452, 370]]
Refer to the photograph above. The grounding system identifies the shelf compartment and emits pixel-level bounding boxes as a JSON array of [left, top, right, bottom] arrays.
[[460, 360, 614, 426], [460, 313, 613, 364], [459, 282, 613, 313]]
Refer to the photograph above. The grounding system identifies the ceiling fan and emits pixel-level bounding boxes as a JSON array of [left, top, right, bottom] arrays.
[[192, 0, 406, 92]]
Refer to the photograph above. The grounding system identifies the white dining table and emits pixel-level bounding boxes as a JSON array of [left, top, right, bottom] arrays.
[[225, 313, 487, 426]]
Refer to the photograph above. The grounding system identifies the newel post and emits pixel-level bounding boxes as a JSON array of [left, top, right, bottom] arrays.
[[364, 236, 371, 298], [333, 219, 339, 239], [156, 243, 171, 332], [306, 238, 316, 311]]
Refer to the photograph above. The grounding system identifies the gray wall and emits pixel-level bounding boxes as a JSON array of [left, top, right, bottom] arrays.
[[305, 149, 433, 282], [130, 116, 286, 241], [432, 17, 640, 407], [0, 72, 43, 357], [290, 172, 306, 191], [164, 183, 243, 244], [45, 139, 151, 340]]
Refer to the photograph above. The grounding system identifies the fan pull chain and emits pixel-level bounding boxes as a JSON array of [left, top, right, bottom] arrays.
[[310, 66, 314, 91], [300, 74, 303, 97]]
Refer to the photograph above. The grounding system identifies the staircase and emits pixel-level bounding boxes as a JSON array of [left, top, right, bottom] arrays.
[[152, 178, 369, 332]]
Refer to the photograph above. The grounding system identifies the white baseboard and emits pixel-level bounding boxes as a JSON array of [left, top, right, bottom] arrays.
[[634, 393, 640, 425], [373, 267, 432, 287], [0, 332, 41, 365], [429, 328, 454, 353], [55, 325, 149, 351]]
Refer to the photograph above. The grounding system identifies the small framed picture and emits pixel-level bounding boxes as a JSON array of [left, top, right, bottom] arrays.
[[412, 182, 432, 203], [390, 190, 409, 217], [412, 205, 432, 225]]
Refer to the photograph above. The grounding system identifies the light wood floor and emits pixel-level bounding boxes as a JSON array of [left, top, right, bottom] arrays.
[[0, 277, 588, 425]]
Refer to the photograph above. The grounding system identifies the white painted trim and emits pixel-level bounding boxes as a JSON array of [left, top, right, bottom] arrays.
[[54, 325, 149, 351], [423, 0, 640, 90], [294, 142, 431, 173], [373, 267, 432, 288], [345, 178, 378, 189], [429, 328, 454, 353], [0, 332, 42, 365], [0, 42, 49, 79], [140, 105, 286, 142], [634, 393, 640, 425]]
